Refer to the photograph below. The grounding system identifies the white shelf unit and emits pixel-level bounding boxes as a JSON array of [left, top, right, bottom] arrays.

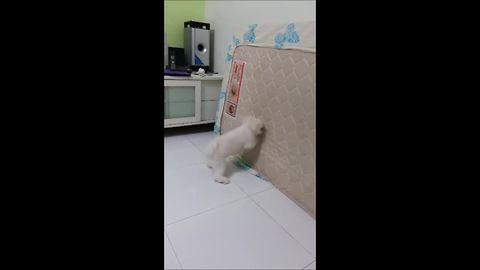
[[164, 74, 223, 128]]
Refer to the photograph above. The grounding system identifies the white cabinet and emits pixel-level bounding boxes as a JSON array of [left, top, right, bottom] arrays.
[[164, 80, 201, 126], [164, 74, 223, 128]]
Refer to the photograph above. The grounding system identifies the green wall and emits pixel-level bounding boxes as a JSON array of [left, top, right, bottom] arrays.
[[164, 0, 205, 48]]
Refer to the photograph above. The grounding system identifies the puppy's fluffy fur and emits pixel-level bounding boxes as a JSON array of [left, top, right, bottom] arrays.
[[205, 116, 263, 184]]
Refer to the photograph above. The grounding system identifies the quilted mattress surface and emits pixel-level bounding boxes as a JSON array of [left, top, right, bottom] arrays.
[[220, 45, 316, 218]]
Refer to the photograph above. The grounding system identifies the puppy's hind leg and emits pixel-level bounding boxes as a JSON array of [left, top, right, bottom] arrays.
[[206, 157, 214, 168], [213, 160, 230, 184], [204, 139, 218, 169]]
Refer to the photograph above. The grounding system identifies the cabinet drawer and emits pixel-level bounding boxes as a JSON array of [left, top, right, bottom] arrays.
[[164, 86, 195, 102], [201, 80, 222, 101], [201, 100, 217, 121]]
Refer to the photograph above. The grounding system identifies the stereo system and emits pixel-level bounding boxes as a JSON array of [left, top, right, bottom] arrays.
[[184, 21, 212, 72]]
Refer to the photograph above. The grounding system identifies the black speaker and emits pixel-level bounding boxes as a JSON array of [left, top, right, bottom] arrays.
[[168, 47, 187, 70]]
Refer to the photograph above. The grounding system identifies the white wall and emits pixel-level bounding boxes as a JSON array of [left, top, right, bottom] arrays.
[[205, 0, 316, 74]]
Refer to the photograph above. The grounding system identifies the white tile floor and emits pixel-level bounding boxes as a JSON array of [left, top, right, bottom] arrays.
[[164, 129, 316, 270]]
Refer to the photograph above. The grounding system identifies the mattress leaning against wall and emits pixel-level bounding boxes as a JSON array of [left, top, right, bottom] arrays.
[[214, 22, 316, 218]]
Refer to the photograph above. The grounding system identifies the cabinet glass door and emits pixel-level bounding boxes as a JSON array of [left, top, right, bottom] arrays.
[[164, 80, 201, 126]]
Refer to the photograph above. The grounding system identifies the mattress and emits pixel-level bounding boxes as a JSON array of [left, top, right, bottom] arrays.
[[219, 45, 316, 218]]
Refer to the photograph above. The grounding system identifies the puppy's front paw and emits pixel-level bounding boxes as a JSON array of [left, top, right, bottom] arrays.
[[215, 176, 230, 184]]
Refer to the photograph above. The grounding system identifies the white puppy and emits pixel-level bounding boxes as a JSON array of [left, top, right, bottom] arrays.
[[205, 116, 263, 184]]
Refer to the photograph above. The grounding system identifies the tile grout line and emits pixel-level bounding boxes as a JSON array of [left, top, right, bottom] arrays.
[[164, 144, 201, 153], [164, 137, 195, 148], [250, 197, 316, 259], [165, 184, 274, 228], [165, 230, 184, 270], [164, 147, 198, 154], [165, 135, 210, 173], [164, 161, 206, 174], [184, 132, 214, 150], [302, 260, 316, 269], [245, 185, 274, 198], [165, 195, 250, 228], [165, 171, 273, 228]]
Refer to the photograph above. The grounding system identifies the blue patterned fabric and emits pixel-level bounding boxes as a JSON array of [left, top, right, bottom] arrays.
[[274, 23, 300, 49], [243, 24, 258, 43], [232, 157, 269, 181], [225, 36, 240, 63], [232, 35, 240, 47], [225, 53, 233, 62], [213, 124, 221, 136], [274, 32, 286, 48], [213, 89, 227, 136], [232, 158, 250, 171], [225, 45, 233, 62]]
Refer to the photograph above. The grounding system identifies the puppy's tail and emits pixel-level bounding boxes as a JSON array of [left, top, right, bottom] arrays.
[[204, 137, 219, 157]]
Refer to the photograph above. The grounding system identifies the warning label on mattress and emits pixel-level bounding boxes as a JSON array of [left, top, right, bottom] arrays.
[[225, 60, 246, 117], [226, 102, 237, 117]]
